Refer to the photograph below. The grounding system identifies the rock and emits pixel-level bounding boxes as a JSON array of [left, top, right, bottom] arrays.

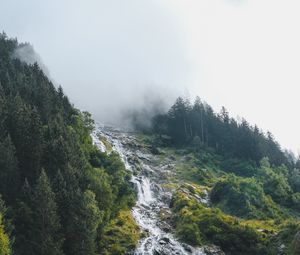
[[160, 237, 170, 243], [277, 243, 286, 255], [140, 203, 151, 210], [203, 245, 225, 255], [150, 146, 160, 155], [161, 192, 173, 204], [153, 249, 161, 255], [185, 155, 193, 161], [159, 240, 167, 245], [182, 243, 193, 253], [152, 183, 161, 193]]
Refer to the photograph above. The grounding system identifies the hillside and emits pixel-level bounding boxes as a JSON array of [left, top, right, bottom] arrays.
[[135, 97, 300, 254], [0, 33, 138, 255], [1, 32, 300, 255], [93, 121, 300, 255]]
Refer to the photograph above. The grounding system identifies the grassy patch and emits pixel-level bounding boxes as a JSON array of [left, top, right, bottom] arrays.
[[99, 135, 113, 153], [171, 191, 269, 255], [99, 210, 140, 255]]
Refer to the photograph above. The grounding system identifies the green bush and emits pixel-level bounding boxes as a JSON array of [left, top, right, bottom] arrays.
[[171, 192, 268, 255], [0, 215, 10, 255], [256, 158, 292, 204], [220, 158, 257, 177], [291, 193, 300, 211], [211, 175, 282, 219], [99, 210, 140, 255]]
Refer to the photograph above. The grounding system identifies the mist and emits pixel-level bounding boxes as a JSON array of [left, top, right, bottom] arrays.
[[2, 0, 300, 152], [0, 0, 190, 128], [13, 43, 51, 78]]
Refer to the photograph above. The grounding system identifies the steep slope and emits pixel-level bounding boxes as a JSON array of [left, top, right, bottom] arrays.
[[93, 125, 210, 254], [94, 124, 300, 255], [1, 32, 300, 255], [134, 98, 300, 255], [0, 33, 138, 255]]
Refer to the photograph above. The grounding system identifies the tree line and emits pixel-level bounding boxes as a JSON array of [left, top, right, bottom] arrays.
[[152, 96, 294, 168]]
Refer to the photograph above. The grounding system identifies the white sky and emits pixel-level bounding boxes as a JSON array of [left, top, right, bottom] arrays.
[[164, 0, 300, 154], [1, 0, 300, 153]]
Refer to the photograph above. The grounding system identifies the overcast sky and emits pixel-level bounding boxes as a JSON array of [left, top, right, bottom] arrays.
[[1, 0, 300, 153]]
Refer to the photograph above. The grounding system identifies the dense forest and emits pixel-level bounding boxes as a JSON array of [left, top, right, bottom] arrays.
[[0, 33, 138, 255], [152, 96, 296, 169]]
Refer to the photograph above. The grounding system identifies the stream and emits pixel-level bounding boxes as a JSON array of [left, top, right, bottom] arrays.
[[92, 124, 207, 255]]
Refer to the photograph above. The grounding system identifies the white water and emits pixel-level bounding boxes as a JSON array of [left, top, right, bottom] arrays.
[[93, 125, 206, 255], [91, 128, 106, 153]]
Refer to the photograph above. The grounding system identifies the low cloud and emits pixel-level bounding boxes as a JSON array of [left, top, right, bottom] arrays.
[[13, 43, 50, 78]]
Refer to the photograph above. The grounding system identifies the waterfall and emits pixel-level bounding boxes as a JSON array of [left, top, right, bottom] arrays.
[[93, 124, 206, 255]]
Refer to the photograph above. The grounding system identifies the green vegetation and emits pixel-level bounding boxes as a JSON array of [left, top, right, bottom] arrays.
[[211, 174, 282, 219], [99, 210, 140, 255], [269, 222, 300, 255], [2, 31, 300, 255], [99, 135, 113, 153], [138, 96, 300, 254], [172, 189, 300, 255], [0, 215, 10, 255], [172, 191, 268, 255], [0, 33, 138, 255], [151, 96, 293, 168]]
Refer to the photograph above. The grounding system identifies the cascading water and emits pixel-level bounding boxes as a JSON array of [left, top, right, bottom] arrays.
[[92, 124, 206, 255]]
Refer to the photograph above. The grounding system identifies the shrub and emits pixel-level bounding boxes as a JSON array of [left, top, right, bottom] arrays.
[[211, 175, 282, 219], [171, 192, 268, 255]]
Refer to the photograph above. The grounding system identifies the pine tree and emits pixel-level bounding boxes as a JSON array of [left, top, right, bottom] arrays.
[[0, 135, 20, 205], [31, 170, 63, 255], [65, 190, 102, 255], [14, 180, 34, 255]]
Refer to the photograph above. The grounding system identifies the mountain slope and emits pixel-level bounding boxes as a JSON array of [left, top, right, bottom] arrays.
[[1, 32, 300, 255], [94, 124, 300, 255], [0, 33, 138, 255], [133, 97, 300, 254]]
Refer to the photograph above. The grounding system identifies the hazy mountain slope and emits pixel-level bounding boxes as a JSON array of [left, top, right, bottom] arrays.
[[0, 33, 138, 255], [1, 32, 300, 255]]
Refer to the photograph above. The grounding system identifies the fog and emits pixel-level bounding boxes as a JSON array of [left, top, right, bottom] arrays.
[[13, 43, 50, 78], [1, 0, 189, 126], [1, 0, 300, 152]]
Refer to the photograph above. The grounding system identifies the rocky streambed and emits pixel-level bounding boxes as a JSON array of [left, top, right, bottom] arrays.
[[92, 125, 224, 255]]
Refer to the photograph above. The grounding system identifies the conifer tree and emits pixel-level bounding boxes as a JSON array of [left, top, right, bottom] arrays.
[[31, 170, 63, 255], [0, 135, 20, 205], [65, 190, 102, 255], [14, 180, 34, 255]]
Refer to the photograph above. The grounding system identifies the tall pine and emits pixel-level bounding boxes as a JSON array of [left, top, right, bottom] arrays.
[[31, 170, 63, 255]]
